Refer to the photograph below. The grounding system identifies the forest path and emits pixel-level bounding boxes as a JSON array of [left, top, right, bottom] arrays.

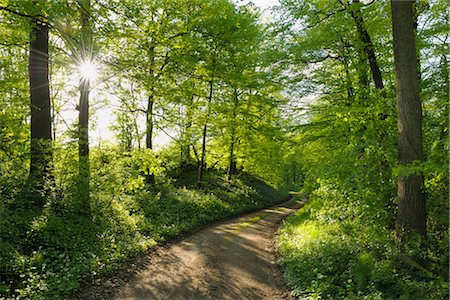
[[73, 198, 305, 300]]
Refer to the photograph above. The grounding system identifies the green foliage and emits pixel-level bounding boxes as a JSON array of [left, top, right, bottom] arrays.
[[0, 145, 286, 299], [1, 0, 447, 298], [275, 0, 448, 299], [278, 200, 449, 300]]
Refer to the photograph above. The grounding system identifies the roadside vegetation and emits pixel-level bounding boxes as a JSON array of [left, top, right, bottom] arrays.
[[1, 0, 448, 299], [276, 1, 448, 299], [0, 146, 287, 299], [278, 194, 447, 299]]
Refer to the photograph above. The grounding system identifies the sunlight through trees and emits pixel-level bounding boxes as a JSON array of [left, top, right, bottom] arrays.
[[0, 0, 447, 299]]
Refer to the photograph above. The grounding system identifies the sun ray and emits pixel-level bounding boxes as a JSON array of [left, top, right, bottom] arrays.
[[79, 60, 98, 81]]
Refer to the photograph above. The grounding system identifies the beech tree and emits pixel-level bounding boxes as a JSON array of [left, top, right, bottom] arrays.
[[0, 0, 55, 198], [391, 0, 426, 237], [76, 0, 94, 211]]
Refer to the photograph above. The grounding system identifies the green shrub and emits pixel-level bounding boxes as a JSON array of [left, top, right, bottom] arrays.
[[278, 200, 449, 300]]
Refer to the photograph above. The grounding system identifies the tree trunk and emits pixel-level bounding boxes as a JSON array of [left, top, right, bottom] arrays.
[[180, 96, 194, 167], [143, 43, 156, 184], [145, 94, 155, 184], [391, 0, 426, 238], [146, 95, 154, 150], [355, 44, 370, 89], [227, 89, 239, 180], [351, 0, 384, 91], [198, 123, 208, 183], [29, 10, 53, 196], [227, 136, 236, 181], [79, 79, 89, 159], [198, 79, 213, 184], [78, 0, 92, 213]]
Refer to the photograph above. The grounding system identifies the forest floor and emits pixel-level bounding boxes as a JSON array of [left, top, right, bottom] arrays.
[[70, 197, 305, 300]]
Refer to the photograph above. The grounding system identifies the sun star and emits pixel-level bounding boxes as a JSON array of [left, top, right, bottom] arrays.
[[79, 61, 98, 81]]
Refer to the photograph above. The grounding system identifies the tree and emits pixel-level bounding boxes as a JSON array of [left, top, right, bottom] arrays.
[[343, 0, 384, 91], [391, 0, 426, 237], [107, 0, 190, 183], [28, 1, 53, 198], [77, 0, 94, 212]]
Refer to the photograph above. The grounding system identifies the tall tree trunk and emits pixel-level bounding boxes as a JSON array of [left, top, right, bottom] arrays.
[[350, 0, 384, 91], [227, 134, 236, 180], [391, 0, 426, 238], [135, 120, 141, 149], [227, 89, 239, 180], [29, 9, 53, 197], [145, 94, 155, 183], [146, 95, 154, 150], [355, 44, 370, 89], [144, 44, 156, 184], [78, 0, 92, 213], [78, 78, 89, 159], [198, 79, 213, 184], [180, 96, 194, 167]]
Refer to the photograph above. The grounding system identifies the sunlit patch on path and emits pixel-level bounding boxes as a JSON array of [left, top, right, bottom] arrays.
[[76, 198, 305, 299]]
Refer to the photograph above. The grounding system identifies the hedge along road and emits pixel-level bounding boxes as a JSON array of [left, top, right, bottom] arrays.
[[72, 197, 305, 299]]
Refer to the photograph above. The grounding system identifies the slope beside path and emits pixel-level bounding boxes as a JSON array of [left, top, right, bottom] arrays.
[[72, 198, 305, 299]]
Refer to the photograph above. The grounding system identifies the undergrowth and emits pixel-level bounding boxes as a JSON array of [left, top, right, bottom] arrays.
[[0, 147, 287, 300], [278, 196, 449, 300]]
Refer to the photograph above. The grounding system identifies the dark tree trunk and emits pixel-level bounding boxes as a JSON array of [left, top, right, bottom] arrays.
[[350, 0, 384, 91], [144, 44, 156, 184], [77, 0, 92, 213], [355, 44, 370, 89], [198, 79, 213, 184], [146, 95, 154, 150], [391, 0, 426, 238], [29, 12, 53, 195], [180, 97, 194, 167], [227, 89, 239, 180], [198, 123, 208, 183], [78, 78, 89, 159], [78, 77, 90, 210], [227, 137, 236, 181], [145, 94, 155, 184]]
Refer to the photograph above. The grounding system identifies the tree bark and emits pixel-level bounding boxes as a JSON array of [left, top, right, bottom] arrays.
[[391, 0, 426, 238], [146, 95, 154, 150], [29, 11, 53, 194], [180, 96, 194, 166], [350, 0, 384, 91], [78, 0, 92, 212], [227, 89, 239, 180], [145, 44, 156, 184], [198, 79, 213, 184], [78, 78, 89, 159]]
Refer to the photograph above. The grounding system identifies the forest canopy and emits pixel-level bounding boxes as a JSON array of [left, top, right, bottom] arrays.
[[0, 0, 448, 299]]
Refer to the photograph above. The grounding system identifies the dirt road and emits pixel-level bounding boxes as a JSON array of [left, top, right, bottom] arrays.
[[73, 198, 304, 299]]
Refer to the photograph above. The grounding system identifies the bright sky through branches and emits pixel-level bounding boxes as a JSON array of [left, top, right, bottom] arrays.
[[250, 0, 279, 9], [234, 0, 279, 21]]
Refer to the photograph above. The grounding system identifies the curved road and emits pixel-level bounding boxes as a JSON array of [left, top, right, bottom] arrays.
[[73, 198, 305, 300]]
